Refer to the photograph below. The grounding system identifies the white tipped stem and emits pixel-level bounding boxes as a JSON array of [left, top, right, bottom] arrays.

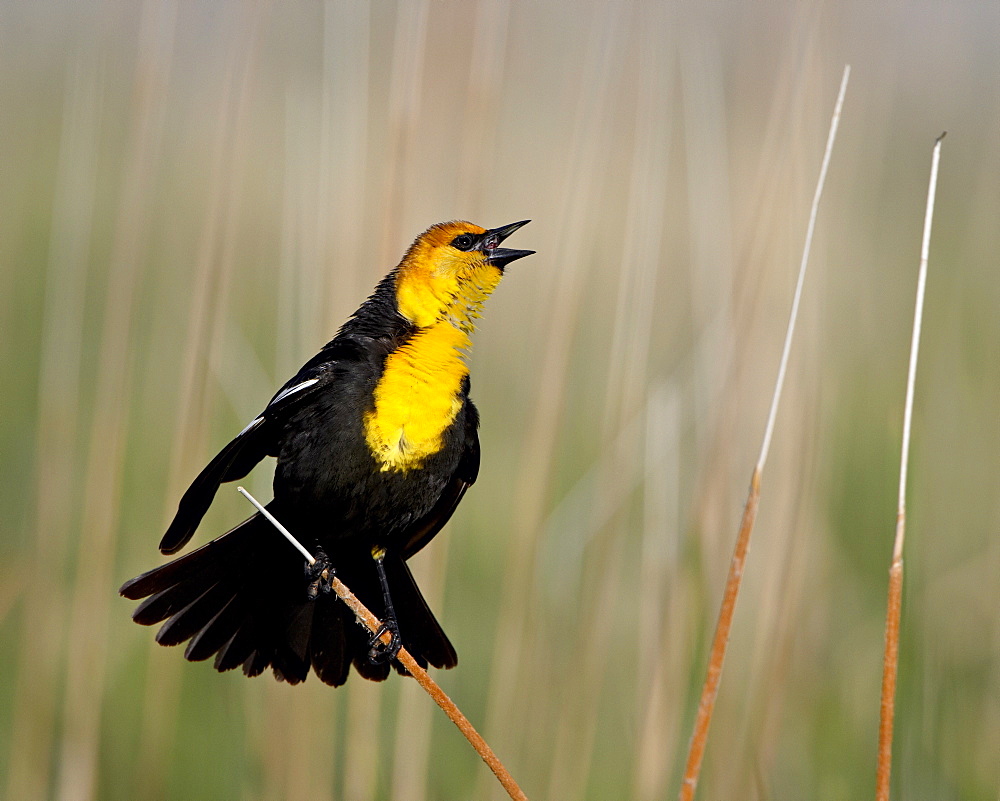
[[757, 64, 850, 471], [895, 132, 944, 544], [679, 66, 852, 801], [235, 489, 528, 800], [236, 486, 316, 564], [876, 131, 944, 801]]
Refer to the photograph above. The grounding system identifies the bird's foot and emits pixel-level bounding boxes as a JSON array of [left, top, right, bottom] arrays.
[[368, 617, 402, 664], [305, 547, 334, 600]]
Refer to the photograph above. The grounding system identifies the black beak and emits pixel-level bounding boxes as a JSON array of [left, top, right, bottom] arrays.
[[480, 220, 534, 269]]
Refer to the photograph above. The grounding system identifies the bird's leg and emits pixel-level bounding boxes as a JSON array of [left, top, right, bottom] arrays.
[[368, 547, 402, 664], [305, 545, 335, 600]]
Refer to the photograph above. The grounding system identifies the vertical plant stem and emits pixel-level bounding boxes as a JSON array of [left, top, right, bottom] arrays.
[[481, 11, 626, 792], [679, 467, 760, 801], [875, 131, 944, 801], [56, 6, 175, 800], [5, 46, 98, 801], [678, 65, 850, 801]]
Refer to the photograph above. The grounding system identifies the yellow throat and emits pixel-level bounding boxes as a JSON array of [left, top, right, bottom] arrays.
[[363, 226, 502, 472], [364, 320, 470, 472]]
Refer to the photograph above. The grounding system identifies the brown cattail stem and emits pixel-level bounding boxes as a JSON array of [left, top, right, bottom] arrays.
[[874, 131, 944, 801], [237, 487, 528, 801], [331, 576, 528, 801], [875, 524, 904, 801], [677, 65, 850, 801], [678, 467, 760, 801]]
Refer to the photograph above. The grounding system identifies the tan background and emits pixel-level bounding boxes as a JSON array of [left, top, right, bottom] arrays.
[[1, 1, 998, 799]]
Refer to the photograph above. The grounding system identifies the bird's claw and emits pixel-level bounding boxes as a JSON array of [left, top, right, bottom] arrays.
[[368, 618, 402, 664], [305, 547, 334, 600]]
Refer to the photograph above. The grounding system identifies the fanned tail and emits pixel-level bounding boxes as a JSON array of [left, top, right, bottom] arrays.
[[121, 511, 457, 685]]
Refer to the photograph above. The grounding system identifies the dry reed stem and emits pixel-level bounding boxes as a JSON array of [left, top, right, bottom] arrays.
[[677, 65, 850, 801], [237, 488, 528, 801], [679, 468, 760, 801], [332, 578, 528, 801], [480, 9, 627, 791], [5, 48, 98, 801], [875, 132, 944, 801], [55, 7, 176, 799]]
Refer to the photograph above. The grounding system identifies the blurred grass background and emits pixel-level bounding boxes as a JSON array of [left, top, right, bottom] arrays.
[[2, 1, 998, 799]]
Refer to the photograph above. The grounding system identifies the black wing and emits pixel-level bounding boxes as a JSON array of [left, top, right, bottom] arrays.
[[158, 338, 366, 554], [400, 399, 481, 559]]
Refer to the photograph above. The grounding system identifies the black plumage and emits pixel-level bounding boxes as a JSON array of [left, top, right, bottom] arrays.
[[120, 220, 532, 686]]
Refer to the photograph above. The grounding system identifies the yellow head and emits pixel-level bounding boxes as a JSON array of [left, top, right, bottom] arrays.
[[394, 220, 533, 331]]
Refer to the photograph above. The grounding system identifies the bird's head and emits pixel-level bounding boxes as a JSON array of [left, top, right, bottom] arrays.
[[394, 220, 533, 331]]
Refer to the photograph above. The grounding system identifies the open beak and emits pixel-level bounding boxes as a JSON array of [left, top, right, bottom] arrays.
[[480, 220, 534, 269]]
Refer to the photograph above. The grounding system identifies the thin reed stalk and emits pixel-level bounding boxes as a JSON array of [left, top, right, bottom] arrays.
[[5, 47, 98, 801], [875, 132, 944, 801], [677, 65, 850, 801], [55, 7, 176, 800], [134, 16, 260, 798], [479, 9, 627, 791], [236, 488, 529, 801], [546, 9, 673, 796]]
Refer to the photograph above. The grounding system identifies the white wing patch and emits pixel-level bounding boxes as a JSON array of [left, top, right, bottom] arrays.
[[270, 377, 320, 406], [236, 378, 319, 439], [237, 416, 266, 438]]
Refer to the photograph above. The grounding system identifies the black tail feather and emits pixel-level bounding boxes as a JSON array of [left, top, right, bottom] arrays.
[[132, 578, 221, 626], [309, 598, 350, 686], [385, 554, 458, 670], [122, 510, 457, 686], [122, 530, 244, 599], [244, 648, 272, 679], [214, 624, 257, 672], [155, 581, 238, 646], [184, 595, 244, 661]]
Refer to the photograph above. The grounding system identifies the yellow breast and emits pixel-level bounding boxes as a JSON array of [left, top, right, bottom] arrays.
[[364, 321, 470, 472]]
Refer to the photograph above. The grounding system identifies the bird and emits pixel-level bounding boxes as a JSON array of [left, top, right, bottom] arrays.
[[120, 219, 533, 686]]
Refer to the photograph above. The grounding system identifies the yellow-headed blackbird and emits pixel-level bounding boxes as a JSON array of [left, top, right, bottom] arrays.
[[120, 220, 533, 686]]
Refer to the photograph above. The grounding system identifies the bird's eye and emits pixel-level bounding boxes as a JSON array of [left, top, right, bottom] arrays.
[[451, 233, 476, 251]]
